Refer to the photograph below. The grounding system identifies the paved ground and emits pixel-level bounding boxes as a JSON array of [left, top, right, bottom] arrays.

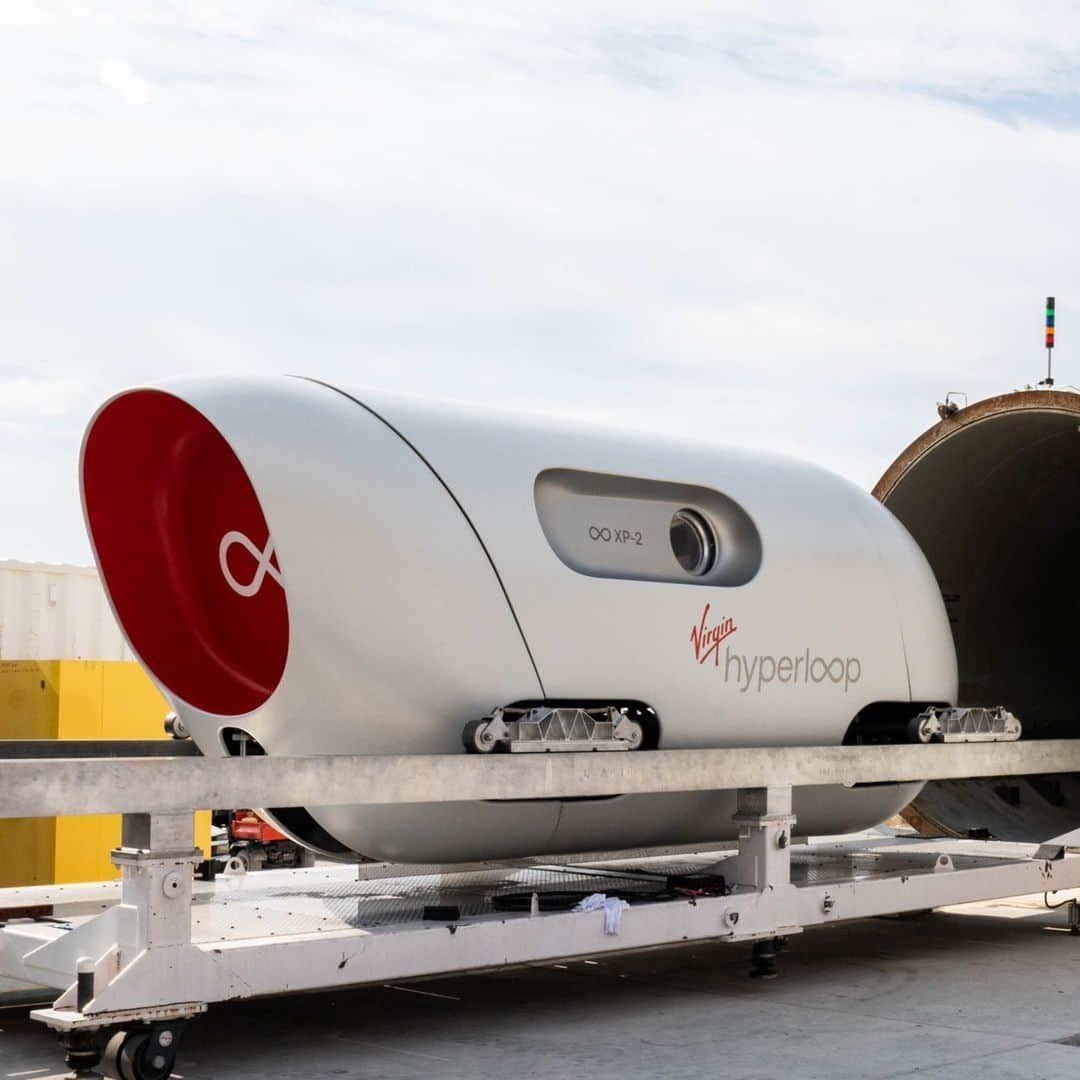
[[3, 894, 1080, 1079]]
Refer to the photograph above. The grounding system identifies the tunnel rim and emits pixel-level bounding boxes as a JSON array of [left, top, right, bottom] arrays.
[[873, 389, 1080, 504]]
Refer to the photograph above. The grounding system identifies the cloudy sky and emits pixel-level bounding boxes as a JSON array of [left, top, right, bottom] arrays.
[[3, 2, 1078, 563]]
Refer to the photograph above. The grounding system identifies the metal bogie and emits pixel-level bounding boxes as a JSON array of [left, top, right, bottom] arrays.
[[909, 705, 1021, 744], [465, 705, 646, 754]]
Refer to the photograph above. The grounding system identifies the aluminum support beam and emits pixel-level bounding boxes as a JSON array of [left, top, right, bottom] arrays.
[[4, 739, 1080, 819]]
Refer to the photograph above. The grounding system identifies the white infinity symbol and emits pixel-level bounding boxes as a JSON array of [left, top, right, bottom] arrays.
[[219, 530, 284, 598]]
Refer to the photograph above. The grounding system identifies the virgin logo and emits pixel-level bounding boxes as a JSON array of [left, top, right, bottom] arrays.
[[691, 603, 738, 665], [219, 530, 284, 598]]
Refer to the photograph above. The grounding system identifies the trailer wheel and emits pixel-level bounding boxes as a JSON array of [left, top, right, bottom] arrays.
[[102, 1024, 182, 1080]]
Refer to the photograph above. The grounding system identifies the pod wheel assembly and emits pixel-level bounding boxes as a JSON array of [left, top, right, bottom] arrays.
[[462, 718, 498, 753], [101, 1023, 185, 1080], [463, 705, 647, 754]]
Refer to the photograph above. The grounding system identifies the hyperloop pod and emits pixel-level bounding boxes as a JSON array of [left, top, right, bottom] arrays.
[[878, 389, 1080, 841], [81, 376, 957, 862]]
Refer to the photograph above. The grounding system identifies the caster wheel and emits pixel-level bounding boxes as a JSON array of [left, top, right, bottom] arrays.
[[163, 711, 190, 739], [907, 715, 943, 744], [462, 719, 496, 753], [623, 719, 644, 750], [102, 1025, 182, 1080]]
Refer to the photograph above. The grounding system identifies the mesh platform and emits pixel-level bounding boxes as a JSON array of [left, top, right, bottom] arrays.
[[185, 838, 1027, 944]]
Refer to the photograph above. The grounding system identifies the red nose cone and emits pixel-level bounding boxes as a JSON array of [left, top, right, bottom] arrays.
[[83, 389, 289, 716]]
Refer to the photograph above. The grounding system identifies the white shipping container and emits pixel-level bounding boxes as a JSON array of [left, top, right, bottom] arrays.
[[0, 561, 133, 661]]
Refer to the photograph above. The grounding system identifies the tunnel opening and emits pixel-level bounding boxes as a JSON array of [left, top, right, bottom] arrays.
[[876, 391, 1080, 840]]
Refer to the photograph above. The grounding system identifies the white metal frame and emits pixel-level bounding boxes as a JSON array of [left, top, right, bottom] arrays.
[[4, 741, 1080, 1059]]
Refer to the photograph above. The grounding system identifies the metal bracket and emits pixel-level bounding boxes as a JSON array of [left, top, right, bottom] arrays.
[[22, 813, 210, 1024], [730, 787, 796, 893]]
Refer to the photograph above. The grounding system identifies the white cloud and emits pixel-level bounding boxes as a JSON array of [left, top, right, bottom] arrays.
[[98, 58, 152, 105], [2, 3, 1079, 561]]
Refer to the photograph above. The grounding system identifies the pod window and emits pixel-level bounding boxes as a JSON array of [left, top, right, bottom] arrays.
[[669, 509, 716, 576], [534, 468, 761, 586]]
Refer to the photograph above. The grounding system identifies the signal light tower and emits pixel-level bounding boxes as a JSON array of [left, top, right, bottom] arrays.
[[1041, 296, 1055, 388]]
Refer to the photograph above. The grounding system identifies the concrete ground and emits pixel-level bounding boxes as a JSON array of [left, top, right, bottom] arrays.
[[3, 894, 1080, 1079]]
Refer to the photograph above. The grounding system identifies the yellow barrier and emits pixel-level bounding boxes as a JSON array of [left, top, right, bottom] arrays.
[[0, 660, 211, 886]]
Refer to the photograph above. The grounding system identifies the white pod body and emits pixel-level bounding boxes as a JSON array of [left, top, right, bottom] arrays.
[[81, 377, 957, 862]]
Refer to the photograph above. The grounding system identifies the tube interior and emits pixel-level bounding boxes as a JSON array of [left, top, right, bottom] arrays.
[[880, 401, 1080, 840]]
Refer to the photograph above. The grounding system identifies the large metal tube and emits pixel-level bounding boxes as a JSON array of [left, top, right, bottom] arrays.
[[876, 389, 1080, 840]]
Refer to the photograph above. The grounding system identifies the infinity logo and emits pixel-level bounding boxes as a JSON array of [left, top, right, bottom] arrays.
[[219, 530, 284, 598]]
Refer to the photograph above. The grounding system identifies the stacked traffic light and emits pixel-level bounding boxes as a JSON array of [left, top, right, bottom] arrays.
[[1047, 297, 1056, 350]]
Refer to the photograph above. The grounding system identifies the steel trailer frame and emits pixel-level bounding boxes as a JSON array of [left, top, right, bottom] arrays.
[[4, 740, 1080, 1077]]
